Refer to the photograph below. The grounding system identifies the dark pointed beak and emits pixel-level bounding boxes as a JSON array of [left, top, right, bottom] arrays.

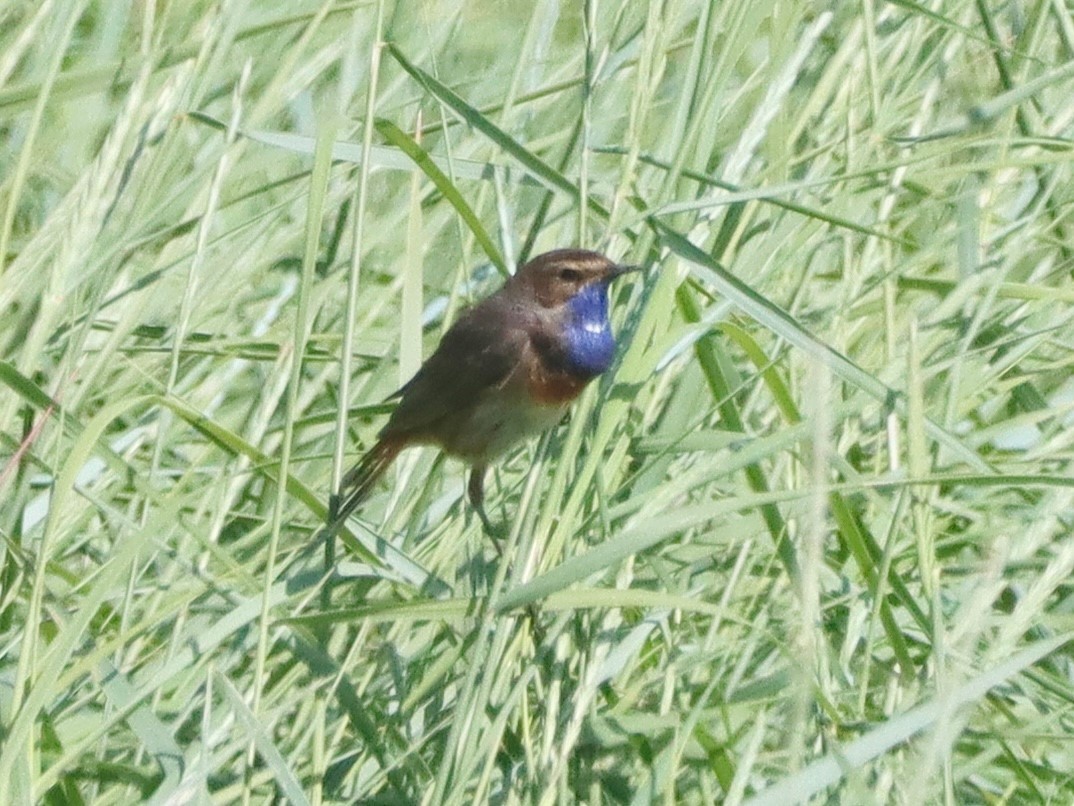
[[608, 263, 642, 280]]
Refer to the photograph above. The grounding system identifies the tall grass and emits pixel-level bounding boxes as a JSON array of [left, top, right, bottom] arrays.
[[3, 1, 1074, 803]]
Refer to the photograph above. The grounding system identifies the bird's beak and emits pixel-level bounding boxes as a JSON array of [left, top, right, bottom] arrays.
[[609, 263, 642, 279]]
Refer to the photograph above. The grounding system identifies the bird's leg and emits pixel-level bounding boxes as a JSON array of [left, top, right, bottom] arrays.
[[468, 465, 503, 542], [468, 466, 541, 633]]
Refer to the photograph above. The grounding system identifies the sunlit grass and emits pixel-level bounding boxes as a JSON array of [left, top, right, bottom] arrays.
[[2, 1, 1074, 803]]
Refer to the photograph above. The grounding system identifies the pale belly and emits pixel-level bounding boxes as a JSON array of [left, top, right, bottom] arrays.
[[435, 394, 569, 463]]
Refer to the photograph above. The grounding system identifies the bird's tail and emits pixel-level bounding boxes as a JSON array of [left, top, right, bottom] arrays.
[[329, 437, 404, 525]]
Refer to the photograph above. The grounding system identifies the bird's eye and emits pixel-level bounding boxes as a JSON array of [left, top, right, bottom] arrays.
[[559, 268, 582, 282]]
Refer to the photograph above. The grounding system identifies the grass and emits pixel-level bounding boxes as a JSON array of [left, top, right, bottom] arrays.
[[3, 1, 1074, 803]]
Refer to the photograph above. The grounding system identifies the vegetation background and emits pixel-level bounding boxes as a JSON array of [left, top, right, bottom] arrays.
[[2, 0, 1074, 803]]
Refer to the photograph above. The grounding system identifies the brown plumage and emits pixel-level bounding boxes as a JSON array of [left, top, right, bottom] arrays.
[[330, 248, 638, 531]]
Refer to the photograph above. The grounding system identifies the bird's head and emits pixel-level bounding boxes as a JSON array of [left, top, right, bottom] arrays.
[[508, 248, 639, 377], [513, 249, 638, 308]]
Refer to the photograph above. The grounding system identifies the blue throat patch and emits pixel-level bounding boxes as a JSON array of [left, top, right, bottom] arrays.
[[563, 281, 616, 376]]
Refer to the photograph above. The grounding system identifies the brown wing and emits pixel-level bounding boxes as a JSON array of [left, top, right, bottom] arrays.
[[380, 302, 529, 438]]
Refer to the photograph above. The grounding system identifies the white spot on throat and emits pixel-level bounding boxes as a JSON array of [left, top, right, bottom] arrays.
[[582, 318, 608, 334]]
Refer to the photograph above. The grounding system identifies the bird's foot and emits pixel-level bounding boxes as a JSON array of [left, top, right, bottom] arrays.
[[474, 502, 509, 548]]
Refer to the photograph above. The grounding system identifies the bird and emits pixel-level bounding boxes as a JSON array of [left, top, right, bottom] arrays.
[[329, 248, 639, 534]]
